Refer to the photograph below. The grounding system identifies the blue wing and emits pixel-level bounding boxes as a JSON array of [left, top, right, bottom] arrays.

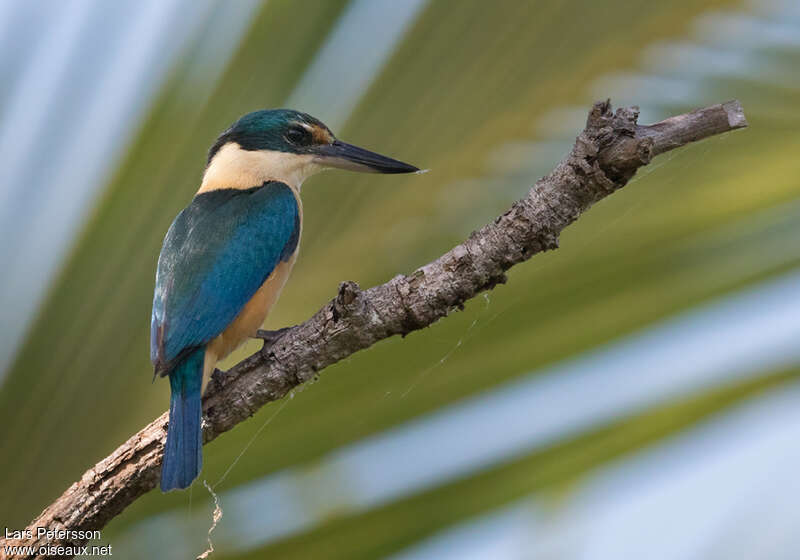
[[151, 182, 300, 374]]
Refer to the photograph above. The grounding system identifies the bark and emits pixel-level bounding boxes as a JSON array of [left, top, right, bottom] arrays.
[[0, 100, 747, 559]]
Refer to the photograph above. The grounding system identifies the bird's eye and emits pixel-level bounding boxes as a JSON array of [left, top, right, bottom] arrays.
[[286, 125, 311, 145]]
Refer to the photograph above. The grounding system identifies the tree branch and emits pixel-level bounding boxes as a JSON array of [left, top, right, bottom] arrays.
[[2, 100, 747, 559]]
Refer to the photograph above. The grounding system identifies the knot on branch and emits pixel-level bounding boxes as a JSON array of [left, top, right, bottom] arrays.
[[332, 281, 363, 322], [573, 100, 656, 193], [585, 98, 614, 131], [596, 106, 654, 183]]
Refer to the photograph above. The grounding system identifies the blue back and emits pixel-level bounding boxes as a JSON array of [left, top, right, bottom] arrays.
[[151, 182, 300, 374]]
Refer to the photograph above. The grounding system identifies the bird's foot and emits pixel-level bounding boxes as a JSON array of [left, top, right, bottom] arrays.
[[208, 367, 226, 393], [253, 326, 294, 350]]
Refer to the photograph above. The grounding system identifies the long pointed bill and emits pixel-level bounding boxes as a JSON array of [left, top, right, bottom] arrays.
[[313, 140, 419, 174]]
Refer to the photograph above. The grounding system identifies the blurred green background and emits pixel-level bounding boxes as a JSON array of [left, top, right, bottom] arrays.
[[1, 0, 799, 558]]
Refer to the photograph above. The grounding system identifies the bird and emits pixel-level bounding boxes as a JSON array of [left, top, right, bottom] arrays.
[[151, 109, 418, 491]]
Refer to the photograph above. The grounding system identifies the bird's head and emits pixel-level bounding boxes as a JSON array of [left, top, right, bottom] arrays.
[[201, 109, 418, 192]]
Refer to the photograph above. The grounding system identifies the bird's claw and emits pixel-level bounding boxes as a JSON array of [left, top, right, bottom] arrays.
[[253, 327, 293, 350]]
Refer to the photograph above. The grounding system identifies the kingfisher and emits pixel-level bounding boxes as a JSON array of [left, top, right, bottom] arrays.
[[151, 109, 418, 491]]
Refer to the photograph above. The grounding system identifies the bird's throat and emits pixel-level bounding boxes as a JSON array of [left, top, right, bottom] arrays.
[[198, 142, 319, 194]]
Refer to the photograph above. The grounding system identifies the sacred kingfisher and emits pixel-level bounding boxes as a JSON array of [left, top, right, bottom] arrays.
[[151, 109, 418, 491]]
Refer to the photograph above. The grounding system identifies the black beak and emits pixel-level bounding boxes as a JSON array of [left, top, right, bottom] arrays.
[[313, 140, 419, 174]]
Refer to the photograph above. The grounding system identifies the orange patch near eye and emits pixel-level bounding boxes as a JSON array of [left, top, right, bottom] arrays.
[[311, 125, 333, 144]]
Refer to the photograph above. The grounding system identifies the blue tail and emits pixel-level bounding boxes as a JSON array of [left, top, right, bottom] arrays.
[[161, 348, 204, 492]]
